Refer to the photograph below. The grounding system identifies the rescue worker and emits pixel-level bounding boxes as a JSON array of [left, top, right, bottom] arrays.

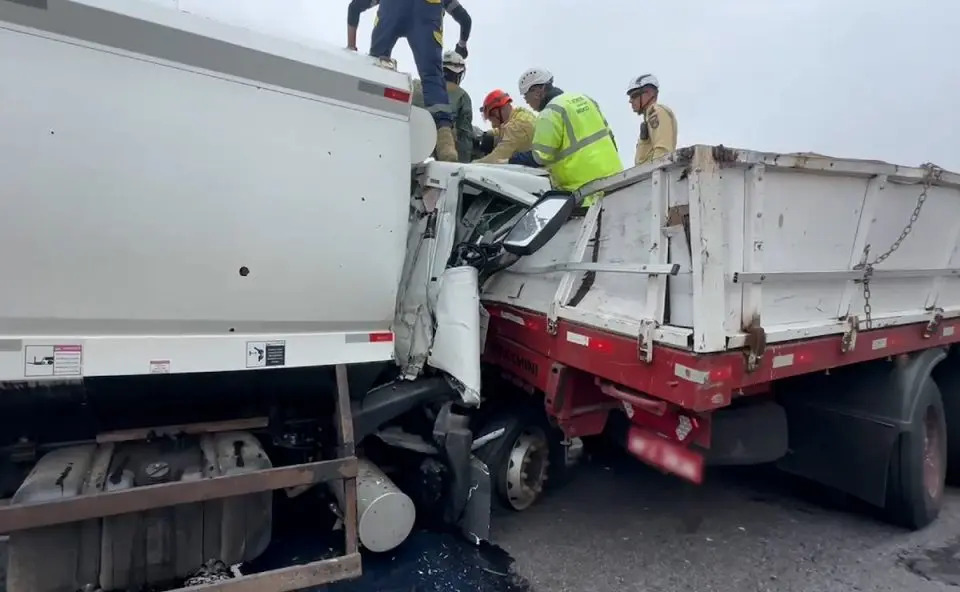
[[346, 0, 473, 162], [509, 68, 622, 206], [413, 51, 474, 163], [472, 89, 536, 164], [628, 74, 677, 166]]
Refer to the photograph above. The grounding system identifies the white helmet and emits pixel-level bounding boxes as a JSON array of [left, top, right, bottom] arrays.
[[518, 68, 553, 95], [626, 74, 659, 95], [442, 50, 466, 73]]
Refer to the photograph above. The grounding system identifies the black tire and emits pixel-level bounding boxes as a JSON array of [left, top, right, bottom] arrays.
[[474, 405, 570, 511], [932, 355, 960, 484], [885, 377, 947, 530]]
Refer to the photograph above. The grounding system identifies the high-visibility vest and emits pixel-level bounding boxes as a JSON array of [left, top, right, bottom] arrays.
[[531, 92, 623, 196]]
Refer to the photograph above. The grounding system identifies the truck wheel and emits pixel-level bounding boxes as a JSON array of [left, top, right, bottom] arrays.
[[885, 377, 947, 530], [475, 407, 567, 511], [931, 353, 960, 484]]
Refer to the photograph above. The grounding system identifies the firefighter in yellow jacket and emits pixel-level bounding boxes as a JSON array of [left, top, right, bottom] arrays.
[[628, 74, 677, 166], [508, 68, 622, 206], [472, 89, 535, 164]]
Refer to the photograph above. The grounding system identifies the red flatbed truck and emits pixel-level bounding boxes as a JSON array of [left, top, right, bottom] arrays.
[[480, 145, 960, 530]]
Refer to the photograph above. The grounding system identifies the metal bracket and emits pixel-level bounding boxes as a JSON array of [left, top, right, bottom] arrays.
[[546, 318, 558, 336], [514, 262, 680, 276], [841, 316, 859, 353], [923, 308, 944, 339], [637, 319, 657, 363], [743, 319, 766, 373], [734, 267, 960, 284], [461, 171, 541, 208]]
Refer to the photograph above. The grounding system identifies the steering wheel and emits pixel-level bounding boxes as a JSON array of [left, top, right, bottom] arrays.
[[450, 242, 489, 269]]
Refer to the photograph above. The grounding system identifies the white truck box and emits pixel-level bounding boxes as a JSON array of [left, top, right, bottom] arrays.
[[0, 0, 436, 380], [482, 145, 960, 354]]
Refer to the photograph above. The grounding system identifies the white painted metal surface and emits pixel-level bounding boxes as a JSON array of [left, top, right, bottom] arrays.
[[483, 145, 960, 353], [394, 161, 551, 401], [0, 0, 425, 379], [429, 266, 482, 405]]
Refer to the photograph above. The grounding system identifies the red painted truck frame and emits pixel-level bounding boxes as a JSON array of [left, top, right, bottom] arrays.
[[483, 301, 960, 485]]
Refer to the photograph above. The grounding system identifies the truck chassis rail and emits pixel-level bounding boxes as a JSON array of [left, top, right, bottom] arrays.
[[0, 364, 362, 591], [484, 303, 960, 494], [484, 303, 960, 413]]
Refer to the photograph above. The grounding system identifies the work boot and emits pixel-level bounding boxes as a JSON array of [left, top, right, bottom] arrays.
[[435, 126, 459, 162]]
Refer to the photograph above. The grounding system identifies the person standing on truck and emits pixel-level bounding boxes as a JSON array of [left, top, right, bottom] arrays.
[[508, 68, 623, 206], [412, 51, 474, 163], [628, 74, 678, 166], [472, 89, 536, 165], [346, 0, 473, 162]]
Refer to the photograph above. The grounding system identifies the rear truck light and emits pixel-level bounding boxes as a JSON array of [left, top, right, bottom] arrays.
[[709, 364, 733, 382], [627, 427, 704, 484], [383, 87, 411, 102], [588, 338, 613, 353], [565, 330, 613, 353], [368, 332, 394, 343], [524, 318, 544, 332]]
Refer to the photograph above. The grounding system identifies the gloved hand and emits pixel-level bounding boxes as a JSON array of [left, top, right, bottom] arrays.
[[455, 41, 468, 59], [477, 130, 495, 154]]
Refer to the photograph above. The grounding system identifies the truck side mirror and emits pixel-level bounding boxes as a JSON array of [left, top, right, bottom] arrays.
[[502, 191, 575, 256]]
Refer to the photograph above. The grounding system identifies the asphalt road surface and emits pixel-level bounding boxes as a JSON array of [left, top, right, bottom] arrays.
[[490, 451, 960, 592], [4, 452, 960, 592]]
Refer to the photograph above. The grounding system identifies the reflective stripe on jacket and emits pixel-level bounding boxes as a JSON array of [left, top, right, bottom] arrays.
[[531, 92, 623, 193]]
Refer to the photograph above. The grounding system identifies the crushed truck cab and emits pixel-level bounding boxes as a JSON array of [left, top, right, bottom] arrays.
[[0, 1, 566, 590], [0, 0, 568, 580]]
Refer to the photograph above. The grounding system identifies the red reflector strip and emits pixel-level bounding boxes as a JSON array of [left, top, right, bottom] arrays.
[[384, 87, 411, 102], [369, 332, 394, 343]]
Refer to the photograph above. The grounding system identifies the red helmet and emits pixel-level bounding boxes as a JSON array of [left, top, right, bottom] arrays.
[[481, 89, 512, 116]]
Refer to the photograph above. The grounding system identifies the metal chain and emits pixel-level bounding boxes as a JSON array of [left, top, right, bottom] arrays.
[[859, 162, 942, 329]]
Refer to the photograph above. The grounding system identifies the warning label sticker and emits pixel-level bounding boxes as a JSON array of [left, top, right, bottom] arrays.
[[149, 360, 171, 374], [246, 340, 286, 368], [24, 344, 82, 377]]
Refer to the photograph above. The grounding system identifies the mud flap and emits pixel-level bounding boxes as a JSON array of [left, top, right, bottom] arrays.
[[776, 349, 946, 508], [433, 403, 474, 527], [458, 457, 492, 544]]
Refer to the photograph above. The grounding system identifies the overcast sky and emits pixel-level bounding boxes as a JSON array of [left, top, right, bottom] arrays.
[[149, 0, 959, 170]]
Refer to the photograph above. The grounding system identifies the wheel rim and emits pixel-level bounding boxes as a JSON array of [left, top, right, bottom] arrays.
[[504, 427, 550, 511], [923, 404, 945, 502]]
